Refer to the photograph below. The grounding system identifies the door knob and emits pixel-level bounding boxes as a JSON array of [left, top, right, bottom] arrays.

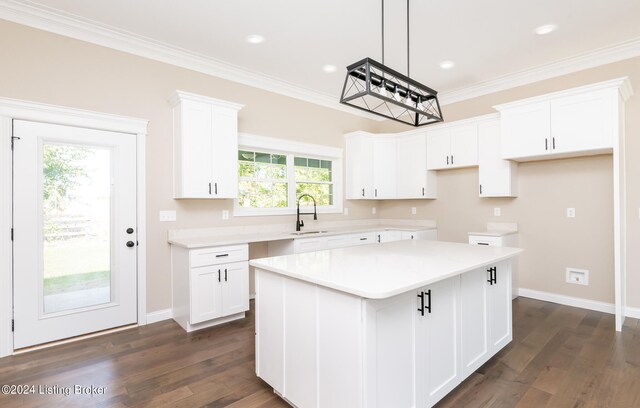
[[126, 228, 134, 234], [126, 241, 135, 248]]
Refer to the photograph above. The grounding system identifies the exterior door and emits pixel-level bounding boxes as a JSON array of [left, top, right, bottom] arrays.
[[12, 120, 137, 349]]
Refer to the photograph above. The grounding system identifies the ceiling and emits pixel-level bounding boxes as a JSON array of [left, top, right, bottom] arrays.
[[3, 0, 640, 109]]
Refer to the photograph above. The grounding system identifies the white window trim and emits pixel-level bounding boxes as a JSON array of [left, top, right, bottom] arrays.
[[235, 133, 343, 217]]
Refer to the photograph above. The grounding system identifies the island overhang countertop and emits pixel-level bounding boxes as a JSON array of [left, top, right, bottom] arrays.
[[250, 240, 523, 299]]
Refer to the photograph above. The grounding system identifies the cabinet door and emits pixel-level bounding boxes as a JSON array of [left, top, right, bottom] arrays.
[[178, 100, 213, 198], [401, 231, 415, 240], [210, 106, 239, 198], [345, 135, 374, 199], [326, 234, 350, 249], [449, 124, 478, 168], [550, 89, 615, 155], [460, 267, 490, 377], [190, 265, 223, 324], [426, 128, 451, 170], [397, 133, 430, 198], [478, 120, 517, 197], [372, 138, 397, 198], [377, 230, 403, 243], [488, 261, 512, 352], [416, 276, 462, 407], [500, 102, 550, 160], [221, 261, 249, 316]]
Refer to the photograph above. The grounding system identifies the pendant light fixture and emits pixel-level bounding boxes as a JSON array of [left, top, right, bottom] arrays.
[[340, 0, 444, 127]]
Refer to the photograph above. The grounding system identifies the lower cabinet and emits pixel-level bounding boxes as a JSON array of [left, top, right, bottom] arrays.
[[256, 260, 512, 408], [293, 229, 437, 253], [461, 260, 512, 377], [172, 244, 249, 332]]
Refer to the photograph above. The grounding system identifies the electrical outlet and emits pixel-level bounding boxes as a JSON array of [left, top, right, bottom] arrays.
[[343, 207, 349, 215], [411, 207, 417, 215], [494, 208, 501, 217], [159, 210, 176, 222], [372, 207, 376, 215], [222, 210, 229, 220], [566, 268, 589, 286], [567, 208, 576, 218]]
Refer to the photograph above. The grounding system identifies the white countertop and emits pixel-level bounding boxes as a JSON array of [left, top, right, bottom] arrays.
[[168, 224, 436, 249], [468, 229, 518, 237], [250, 240, 522, 299]]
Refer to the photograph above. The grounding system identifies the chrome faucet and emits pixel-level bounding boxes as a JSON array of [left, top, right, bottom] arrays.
[[296, 194, 317, 231]]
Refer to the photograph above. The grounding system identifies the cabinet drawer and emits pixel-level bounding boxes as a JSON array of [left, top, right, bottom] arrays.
[[349, 232, 377, 246], [190, 244, 248, 267], [294, 237, 327, 253], [468, 235, 503, 246]]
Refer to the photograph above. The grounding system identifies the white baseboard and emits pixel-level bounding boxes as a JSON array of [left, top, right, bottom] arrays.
[[146, 308, 173, 324], [625, 306, 640, 319], [518, 288, 615, 314]]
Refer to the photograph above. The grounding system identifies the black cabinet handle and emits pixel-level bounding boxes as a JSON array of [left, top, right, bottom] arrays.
[[375, 188, 378, 197], [545, 139, 548, 150], [362, 188, 365, 197], [360, 237, 367, 241], [208, 182, 212, 195], [451, 155, 454, 165], [218, 269, 221, 282], [552, 137, 556, 150], [492, 267, 497, 284], [224, 268, 228, 282], [487, 266, 497, 285], [422, 187, 425, 196], [446, 155, 449, 165], [425, 289, 432, 314], [377, 234, 381, 243], [480, 184, 483, 195], [478, 242, 489, 246], [215, 182, 218, 195], [417, 292, 425, 316], [487, 268, 493, 285], [215, 253, 229, 258]]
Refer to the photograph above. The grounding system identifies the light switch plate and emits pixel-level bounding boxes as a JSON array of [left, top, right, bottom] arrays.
[[567, 208, 576, 218], [372, 207, 376, 215], [159, 210, 176, 222], [222, 210, 229, 220], [494, 208, 501, 217], [411, 207, 417, 215]]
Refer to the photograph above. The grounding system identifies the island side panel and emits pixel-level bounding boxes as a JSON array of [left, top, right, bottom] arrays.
[[255, 269, 284, 394]]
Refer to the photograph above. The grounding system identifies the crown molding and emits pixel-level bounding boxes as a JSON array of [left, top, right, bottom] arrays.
[[439, 37, 640, 105], [0, 0, 638, 117], [0, 0, 384, 121]]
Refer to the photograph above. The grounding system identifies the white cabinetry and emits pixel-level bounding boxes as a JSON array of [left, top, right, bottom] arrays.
[[345, 131, 436, 200], [293, 229, 436, 253], [497, 86, 619, 161], [478, 119, 517, 197], [256, 260, 513, 408], [345, 132, 374, 199], [170, 91, 243, 198], [396, 132, 437, 198], [460, 261, 512, 377], [427, 124, 478, 170], [171, 244, 249, 332]]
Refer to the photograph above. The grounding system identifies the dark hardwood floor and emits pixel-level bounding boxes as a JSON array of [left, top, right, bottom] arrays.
[[1, 297, 639, 407]]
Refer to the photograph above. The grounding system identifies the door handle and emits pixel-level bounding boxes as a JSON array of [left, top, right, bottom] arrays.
[[126, 241, 135, 248]]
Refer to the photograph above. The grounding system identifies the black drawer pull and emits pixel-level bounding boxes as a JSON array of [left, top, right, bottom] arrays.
[[477, 242, 489, 246], [215, 254, 229, 258], [360, 238, 367, 241]]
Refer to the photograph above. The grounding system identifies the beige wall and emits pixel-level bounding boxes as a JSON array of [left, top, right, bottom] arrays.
[[1, 19, 639, 313], [379, 58, 640, 307], [0, 20, 381, 312]]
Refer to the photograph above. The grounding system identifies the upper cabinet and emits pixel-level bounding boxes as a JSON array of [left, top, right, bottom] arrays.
[[170, 91, 244, 199], [396, 133, 437, 199], [478, 118, 517, 197], [426, 123, 478, 170], [345, 131, 436, 200], [496, 80, 630, 161]]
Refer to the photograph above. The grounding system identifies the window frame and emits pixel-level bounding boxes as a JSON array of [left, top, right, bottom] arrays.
[[234, 133, 343, 217]]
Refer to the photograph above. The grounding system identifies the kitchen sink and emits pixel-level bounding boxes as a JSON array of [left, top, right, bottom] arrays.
[[290, 230, 329, 236]]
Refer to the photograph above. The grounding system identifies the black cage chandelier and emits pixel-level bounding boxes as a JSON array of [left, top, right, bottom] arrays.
[[340, 0, 444, 127]]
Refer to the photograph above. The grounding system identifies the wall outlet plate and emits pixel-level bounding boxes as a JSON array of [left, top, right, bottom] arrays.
[[222, 210, 229, 220], [567, 208, 576, 218], [494, 208, 501, 217], [566, 268, 589, 285], [411, 207, 417, 215], [159, 210, 176, 222]]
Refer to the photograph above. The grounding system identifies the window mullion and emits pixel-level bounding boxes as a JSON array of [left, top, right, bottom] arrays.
[[287, 153, 296, 209]]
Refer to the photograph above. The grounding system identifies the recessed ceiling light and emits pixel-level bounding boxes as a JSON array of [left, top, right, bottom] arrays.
[[245, 34, 265, 44], [322, 64, 337, 73], [534, 24, 557, 35], [439, 60, 455, 70]]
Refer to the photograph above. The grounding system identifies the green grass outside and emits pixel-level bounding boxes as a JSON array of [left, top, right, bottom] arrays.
[[43, 270, 110, 296], [44, 241, 110, 278]]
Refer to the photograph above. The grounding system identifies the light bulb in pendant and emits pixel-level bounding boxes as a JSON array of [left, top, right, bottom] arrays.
[[378, 82, 388, 98], [404, 92, 413, 106], [393, 88, 402, 102], [417, 99, 425, 111]]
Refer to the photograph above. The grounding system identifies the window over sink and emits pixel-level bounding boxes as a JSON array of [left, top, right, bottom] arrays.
[[234, 133, 343, 216]]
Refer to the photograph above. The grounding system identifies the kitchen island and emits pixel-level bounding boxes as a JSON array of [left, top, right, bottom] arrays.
[[250, 240, 522, 408]]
